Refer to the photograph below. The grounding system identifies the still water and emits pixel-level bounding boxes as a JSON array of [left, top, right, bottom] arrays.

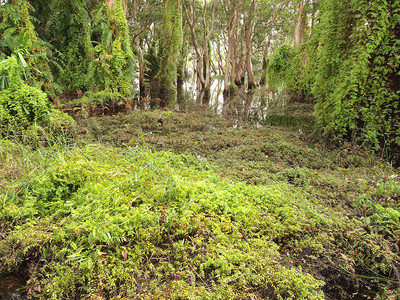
[[174, 77, 313, 131]]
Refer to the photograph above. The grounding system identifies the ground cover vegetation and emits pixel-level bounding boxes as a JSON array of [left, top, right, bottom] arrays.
[[0, 0, 400, 299], [1, 104, 399, 299]]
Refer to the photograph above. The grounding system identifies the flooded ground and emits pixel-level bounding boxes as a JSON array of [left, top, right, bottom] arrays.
[[176, 78, 313, 133]]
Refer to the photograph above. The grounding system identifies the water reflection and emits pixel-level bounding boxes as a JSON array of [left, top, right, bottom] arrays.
[[175, 76, 291, 128], [138, 74, 311, 130]]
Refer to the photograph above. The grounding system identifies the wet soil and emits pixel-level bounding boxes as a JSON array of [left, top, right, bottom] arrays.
[[0, 274, 27, 300], [3, 85, 399, 299]]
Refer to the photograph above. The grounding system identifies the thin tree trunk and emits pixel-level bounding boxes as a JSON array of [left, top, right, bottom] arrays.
[[310, 0, 316, 38], [132, 0, 146, 98], [224, 0, 238, 94], [245, 0, 256, 89], [294, 1, 305, 46], [259, 34, 271, 85], [234, 26, 244, 86], [202, 0, 216, 91], [123, 0, 128, 15]]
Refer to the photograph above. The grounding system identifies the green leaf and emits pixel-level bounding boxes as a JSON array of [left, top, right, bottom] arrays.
[[17, 52, 28, 69]]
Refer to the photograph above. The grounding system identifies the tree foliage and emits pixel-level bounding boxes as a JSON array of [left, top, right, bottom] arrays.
[[313, 0, 400, 150]]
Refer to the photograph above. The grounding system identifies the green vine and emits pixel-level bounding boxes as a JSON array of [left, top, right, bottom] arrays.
[[156, 0, 183, 103], [91, 0, 135, 96], [313, 0, 400, 151]]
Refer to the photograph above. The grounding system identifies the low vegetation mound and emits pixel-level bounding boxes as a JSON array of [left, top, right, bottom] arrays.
[[0, 143, 326, 299], [1, 108, 399, 299]]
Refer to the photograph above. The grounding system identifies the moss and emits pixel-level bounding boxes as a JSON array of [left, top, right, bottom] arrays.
[[1, 144, 325, 299]]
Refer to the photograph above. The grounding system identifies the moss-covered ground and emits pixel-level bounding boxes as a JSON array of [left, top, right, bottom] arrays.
[[0, 103, 399, 299]]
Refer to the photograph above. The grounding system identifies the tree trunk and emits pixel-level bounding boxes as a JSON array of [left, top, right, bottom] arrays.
[[294, 1, 305, 46], [132, 0, 146, 98], [259, 34, 271, 85], [245, 0, 256, 89], [234, 26, 245, 86], [106, 0, 116, 10], [122, 0, 128, 15], [157, 0, 182, 103], [202, 0, 216, 92], [223, 0, 238, 94], [184, 0, 215, 93], [310, 0, 316, 38]]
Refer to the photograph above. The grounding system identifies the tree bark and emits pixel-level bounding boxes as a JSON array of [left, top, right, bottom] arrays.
[[234, 26, 245, 86], [294, 1, 306, 46], [106, 0, 116, 10], [245, 0, 256, 89], [259, 34, 271, 85], [132, 0, 146, 98], [223, 0, 239, 94], [157, 0, 182, 103]]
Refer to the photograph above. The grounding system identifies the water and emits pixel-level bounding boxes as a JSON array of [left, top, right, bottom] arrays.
[[174, 77, 314, 131]]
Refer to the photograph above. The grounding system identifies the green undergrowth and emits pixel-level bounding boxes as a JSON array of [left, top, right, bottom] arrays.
[[1, 106, 400, 299], [63, 91, 127, 108], [70, 107, 400, 298], [1, 141, 327, 299]]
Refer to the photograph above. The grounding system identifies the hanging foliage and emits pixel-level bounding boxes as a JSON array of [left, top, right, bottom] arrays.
[[41, 0, 94, 92], [267, 43, 316, 102], [156, 0, 182, 102], [313, 0, 400, 152], [90, 0, 135, 96], [0, 0, 52, 91]]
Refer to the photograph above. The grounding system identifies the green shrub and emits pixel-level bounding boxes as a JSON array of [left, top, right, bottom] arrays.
[[0, 56, 51, 129], [47, 109, 76, 132]]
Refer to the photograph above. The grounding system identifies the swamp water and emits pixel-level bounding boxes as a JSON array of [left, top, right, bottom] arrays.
[[173, 78, 313, 131]]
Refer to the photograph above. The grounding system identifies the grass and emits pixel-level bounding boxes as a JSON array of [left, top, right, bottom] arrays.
[[0, 103, 399, 299]]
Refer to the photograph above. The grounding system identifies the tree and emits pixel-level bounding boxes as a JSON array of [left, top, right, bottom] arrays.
[[244, 0, 257, 89], [220, 0, 239, 94], [294, 0, 306, 46], [157, 0, 182, 103], [184, 0, 216, 97], [124, 0, 162, 98]]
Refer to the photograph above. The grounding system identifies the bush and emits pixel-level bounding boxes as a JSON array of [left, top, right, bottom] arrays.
[[0, 56, 74, 136]]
